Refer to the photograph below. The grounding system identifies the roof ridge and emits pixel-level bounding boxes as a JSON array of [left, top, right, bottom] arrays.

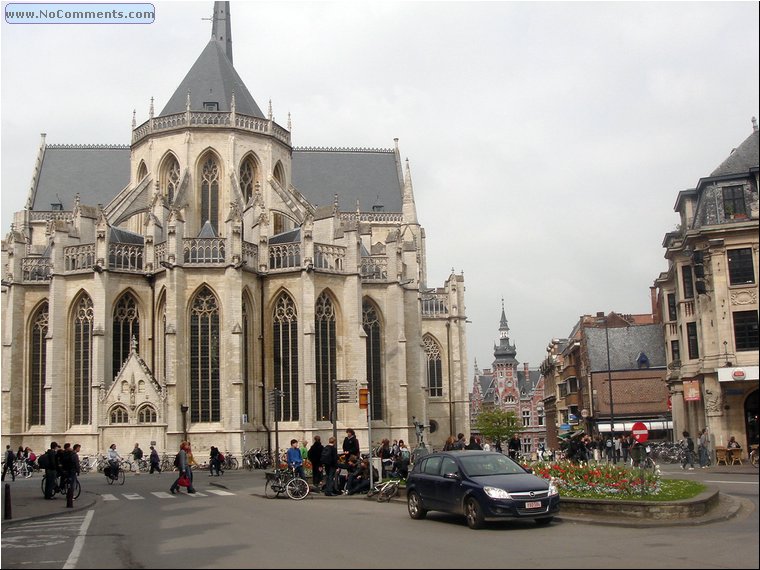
[[46, 144, 130, 149], [294, 146, 394, 154]]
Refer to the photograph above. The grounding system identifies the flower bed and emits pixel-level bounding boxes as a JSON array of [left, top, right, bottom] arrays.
[[529, 461, 662, 498]]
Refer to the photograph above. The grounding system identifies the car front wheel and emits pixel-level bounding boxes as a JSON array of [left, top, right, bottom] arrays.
[[465, 497, 485, 529], [407, 490, 427, 520]]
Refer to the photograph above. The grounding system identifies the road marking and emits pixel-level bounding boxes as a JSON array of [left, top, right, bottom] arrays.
[[123, 493, 144, 500], [206, 489, 235, 496], [102, 494, 118, 501], [151, 491, 175, 498], [63, 509, 94, 569], [185, 491, 207, 497], [704, 480, 758, 485]]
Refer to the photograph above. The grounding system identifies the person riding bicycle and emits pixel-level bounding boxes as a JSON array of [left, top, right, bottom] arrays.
[[286, 439, 305, 479], [107, 443, 122, 480]]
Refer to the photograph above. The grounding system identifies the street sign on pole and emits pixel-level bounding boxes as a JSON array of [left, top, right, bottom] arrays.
[[631, 421, 649, 443]]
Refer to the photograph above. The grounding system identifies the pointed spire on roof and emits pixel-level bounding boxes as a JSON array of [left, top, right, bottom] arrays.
[[211, 1, 233, 65], [158, 1, 263, 118], [268, 99, 273, 121], [132, 110, 136, 130], [149, 97, 154, 119], [499, 298, 509, 336], [287, 112, 292, 131], [753, 116, 758, 133]]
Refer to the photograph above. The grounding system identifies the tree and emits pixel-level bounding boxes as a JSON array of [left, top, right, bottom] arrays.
[[474, 409, 521, 450]]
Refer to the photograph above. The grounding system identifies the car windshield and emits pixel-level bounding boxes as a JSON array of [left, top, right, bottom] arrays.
[[459, 454, 526, 477]]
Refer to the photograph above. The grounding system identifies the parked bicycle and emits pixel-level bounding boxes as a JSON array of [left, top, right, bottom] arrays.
[[366, 477, 401, 502], [41, 473, 81, 499], [264, 466, 310, 500]]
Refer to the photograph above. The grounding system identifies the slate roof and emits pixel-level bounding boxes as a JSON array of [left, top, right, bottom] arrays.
[[31, 146, 131, 212], [709, 130, 759, 177], [584, 324, 667, 372], [159, 39, 264, 118], [291, 148, 403, 212]]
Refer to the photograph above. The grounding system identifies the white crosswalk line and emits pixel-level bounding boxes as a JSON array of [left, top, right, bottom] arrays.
[[102, 494, 118, 501], [152, 491, 176, 498], [185, 491, 207, 497], [123, 493, 144, 500], [206, 489, 235, 496]]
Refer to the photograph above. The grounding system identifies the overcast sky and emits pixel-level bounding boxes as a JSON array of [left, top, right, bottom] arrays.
[[2, 1, 759, 383]]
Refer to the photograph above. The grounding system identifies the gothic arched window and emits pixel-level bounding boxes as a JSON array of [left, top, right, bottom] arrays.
[[161, 154, 180, 204], [190, 286, 220, 422], [110, 406, 129, 424], [137, 161, 148, 182], [137, 405, 157, 423], [363, 300, 384, 420], [72, 294, 94, 425], [423, 335, 443, 397], [112, 293, 139, 381], [273, 292, 298, 421], [273, 161, 285, 188], [242, 293, 253, 421], [29, 301, 49, 426], [239, 155, 258, 204], [155, 292, 166, 383], [315, 293, 337, 421], [199, 154, 220, 233]]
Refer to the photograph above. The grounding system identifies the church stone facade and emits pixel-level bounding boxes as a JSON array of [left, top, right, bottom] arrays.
[[1, 2, 470, 457]]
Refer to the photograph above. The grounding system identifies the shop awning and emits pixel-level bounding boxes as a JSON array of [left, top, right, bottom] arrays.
[[596, 420, 673, 432]]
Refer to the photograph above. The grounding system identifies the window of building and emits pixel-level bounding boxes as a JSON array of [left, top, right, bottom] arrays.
[[110, 406, 128, 424], [521, 438, 531, 453], [242, 295, 252, 421], [273, 292, 298, 421], [29, 301, 48, 426], [137, 161, 147, 181], [112, 293, 139, 382], [363, 300, 384, 419], [722, 185, 747, 219], [137, 405, 157, 423], [72, 294, 94, 425], [203, 102, 219, 111], [423, 335, 443, 397], [733, 311, 759, 351], [537, 412, 544, 426], [686, 322, 699, 360], [727, 248, 755, 285], [522, 410, 530, 427], [161, 154, 180, 204], [667, 293, 677, 321], [671, 340, 680, 363], [567, 377, 579, 393], [199, 154, 220, 233], [239, 156, 257, 204], [681, 265, 694, 299], [315, 293, 337, 422], [190, 286, 220, 422]]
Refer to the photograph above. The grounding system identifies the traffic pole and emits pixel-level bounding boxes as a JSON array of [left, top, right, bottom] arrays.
[[4, 483, 11, 519]]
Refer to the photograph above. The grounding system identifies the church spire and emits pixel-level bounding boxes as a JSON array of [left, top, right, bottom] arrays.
[[212, 1, 233, 65]]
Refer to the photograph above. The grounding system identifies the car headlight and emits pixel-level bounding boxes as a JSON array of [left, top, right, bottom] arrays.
[[484, 486, 512, 499], [548, 478, 559, 496]]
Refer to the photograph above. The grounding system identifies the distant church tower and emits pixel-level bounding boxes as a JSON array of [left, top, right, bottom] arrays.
[[493, 299, 519, 409]]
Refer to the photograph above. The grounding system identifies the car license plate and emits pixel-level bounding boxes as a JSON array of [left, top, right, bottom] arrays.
[[525, 501, 542, 509]]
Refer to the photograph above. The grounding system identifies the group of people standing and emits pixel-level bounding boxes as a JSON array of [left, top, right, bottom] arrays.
[[39, 441, 81, 499]]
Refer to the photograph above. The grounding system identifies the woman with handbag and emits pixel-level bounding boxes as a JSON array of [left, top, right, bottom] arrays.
[[169, 441, 196, 494]]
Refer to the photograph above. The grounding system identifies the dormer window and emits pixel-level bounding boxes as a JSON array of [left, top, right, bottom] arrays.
[[723, 185, 747, 219], [203, 102, 219, 111]]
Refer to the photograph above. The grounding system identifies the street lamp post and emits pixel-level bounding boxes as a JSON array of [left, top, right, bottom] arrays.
[[597, 312, 615, 463]]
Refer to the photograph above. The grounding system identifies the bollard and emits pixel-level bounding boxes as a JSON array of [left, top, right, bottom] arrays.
[[66, 481, 74, 508], [4, 483, 11, 520]]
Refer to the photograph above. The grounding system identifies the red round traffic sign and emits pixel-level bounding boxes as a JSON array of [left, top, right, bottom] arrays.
[[631, 421, 649, 443]]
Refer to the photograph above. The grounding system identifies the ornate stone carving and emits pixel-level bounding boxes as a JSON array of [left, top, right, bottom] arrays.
[[730, 290, 757, 305], [705, 388, 723, 415]]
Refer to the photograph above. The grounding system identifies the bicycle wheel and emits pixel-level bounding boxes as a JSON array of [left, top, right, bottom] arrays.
[[366, 485, 380, 499], [264, 479, 283, 498], [228, 458, 239, 470], [41, 474, 46, 495], [117, 469, 126, 485], [285, 477, 310, 500], [750, 451, 758, 468], [378, 481, 399, 502]]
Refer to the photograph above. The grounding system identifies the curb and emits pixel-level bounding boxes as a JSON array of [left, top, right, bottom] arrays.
[[1, 493, 97, 528]]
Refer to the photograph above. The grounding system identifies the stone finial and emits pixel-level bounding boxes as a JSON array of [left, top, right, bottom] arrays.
[[149, 97, 154, 119], [268, 99, 273, 121], [287, 112, 292, 131], [753, 116, 758, 133], [132, 109, 136, 129], [230, 91, 236, 112], [186, 90, 191, 111]]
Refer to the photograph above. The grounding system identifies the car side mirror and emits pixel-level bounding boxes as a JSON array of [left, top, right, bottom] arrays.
[[444, 472, 460, 480]]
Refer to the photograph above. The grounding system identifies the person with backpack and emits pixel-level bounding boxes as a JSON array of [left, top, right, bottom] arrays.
[[320, 436, 339, 496], [2, 445, 16, 482], [307, 435, 324, 490], [681, 430, 696, 470]]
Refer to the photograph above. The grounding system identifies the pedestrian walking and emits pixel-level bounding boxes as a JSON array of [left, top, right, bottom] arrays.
[[149, 445, 161, 474], [169, 441, 196, 494], [2, 445, 16, 481], [681, 431, 696, 470]]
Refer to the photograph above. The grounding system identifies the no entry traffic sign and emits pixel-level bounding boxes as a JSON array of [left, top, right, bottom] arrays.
[[631, 421, 649, 443]]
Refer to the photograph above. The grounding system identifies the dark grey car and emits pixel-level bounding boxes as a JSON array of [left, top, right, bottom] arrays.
[[406, 451, 560, 529]]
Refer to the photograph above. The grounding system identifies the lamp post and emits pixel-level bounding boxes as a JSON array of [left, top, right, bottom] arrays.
[[180, 404, 189, 443], [596, 312, 615, 463]]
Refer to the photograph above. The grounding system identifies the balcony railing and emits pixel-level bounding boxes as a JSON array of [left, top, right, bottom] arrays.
[[421, 293, 448, 317], [109, 243, 143, 271], [269, 243, 300, 270], [21, 257, 52, 282], [64, 244, 95, 272], [183, 238, 226, 264], [360, 256, 388, 281], [314, 243, 345, 271]]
